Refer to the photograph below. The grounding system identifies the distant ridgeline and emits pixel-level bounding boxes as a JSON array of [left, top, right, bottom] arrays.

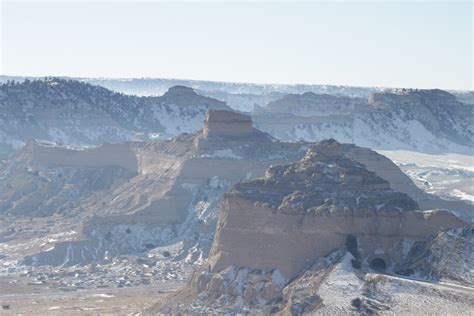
[[0, 78, 472, 155], [0, 78, 229, 156], [252, 88, 473, 154]]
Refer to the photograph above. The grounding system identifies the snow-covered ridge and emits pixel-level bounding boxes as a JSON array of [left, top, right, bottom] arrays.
[[252, 89, 473, 154], [0, 75, 382, 97], [1, 78, 472, 156], [0, 79, 229, 155]]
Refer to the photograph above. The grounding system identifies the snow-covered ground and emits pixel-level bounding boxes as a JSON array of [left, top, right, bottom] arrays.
[[378, 150, 474, 203]]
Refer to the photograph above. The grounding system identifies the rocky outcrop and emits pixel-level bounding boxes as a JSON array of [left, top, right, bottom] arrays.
[[6, 118, 469, 269], [149, 140, 469, 315], [368, 89, 473, 147], [0, 143, 136, 217], [14, 110, 309, 267], [252, 88, 473, 154], [2, 79, 471, 155], [368, 88, 460, 109], [0, 79, 231, 155], [259, 92, 368, 117], [203, 109, 260, 138], [207, 140, 467, 279], [22, 140, 139, 172], [159, 85, 229, 110]]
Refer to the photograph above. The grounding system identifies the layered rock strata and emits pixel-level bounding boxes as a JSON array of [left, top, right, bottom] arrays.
[[208, 140, 466, 279], [14, 110, 308, 266], [150, 140, 469, 315], [203, 109, 260, 138], [22, 140, 138, 172]]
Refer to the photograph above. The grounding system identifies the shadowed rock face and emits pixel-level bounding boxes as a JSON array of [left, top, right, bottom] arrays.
[[207, 140, 467, 278], [203, 109, 263, 139]]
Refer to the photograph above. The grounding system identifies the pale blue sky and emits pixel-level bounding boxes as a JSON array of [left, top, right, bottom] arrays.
[[1, 1, 472, 90]]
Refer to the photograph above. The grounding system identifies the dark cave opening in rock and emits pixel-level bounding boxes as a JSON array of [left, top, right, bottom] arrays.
[[345, 234, 361, 269], [370, 258, 387, 271]]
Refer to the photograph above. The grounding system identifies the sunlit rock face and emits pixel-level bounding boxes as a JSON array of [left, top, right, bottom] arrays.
[[207, 139, 467, 279]]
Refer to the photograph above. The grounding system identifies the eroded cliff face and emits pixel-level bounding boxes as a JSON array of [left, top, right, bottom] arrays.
[[208, 140, 466, 279], [252, 88, 473, 154], [149, 140, 470, 315], [23, 140, 139, 172], [260, 92, 367, 117], [209, 197, 464, 279], [8, 110, 309, 267], [202, 109, 258, 138]]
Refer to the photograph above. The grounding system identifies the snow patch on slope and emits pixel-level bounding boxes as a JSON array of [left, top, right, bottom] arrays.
[[152, 103, 205, 135]]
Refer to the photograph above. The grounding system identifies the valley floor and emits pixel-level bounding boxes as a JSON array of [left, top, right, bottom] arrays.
[[0, 276, 180, 315], [378, 150, 474, 204], [3, 271, 473, 315]]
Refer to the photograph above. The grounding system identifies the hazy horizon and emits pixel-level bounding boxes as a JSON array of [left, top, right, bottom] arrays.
[[1, 1, 473, 90], [1, 73, 473, 92]]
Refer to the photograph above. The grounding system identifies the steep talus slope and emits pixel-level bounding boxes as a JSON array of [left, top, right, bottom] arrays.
[[156, 250, 474, 315], [151, 139, 470, 314], [0, 141, 138, 217], [0, 79, 229, 155], [252, 88, 474, 154], [395, 227, 474, 285]]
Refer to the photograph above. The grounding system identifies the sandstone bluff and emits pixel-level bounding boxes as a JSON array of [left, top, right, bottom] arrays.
[[10, 109, 308, 266], [207, 139, 466, 278], [151, 139, 469, 314]]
